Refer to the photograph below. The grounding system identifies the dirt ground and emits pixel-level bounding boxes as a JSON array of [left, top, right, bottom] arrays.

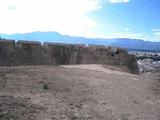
[[0, 64, 160, 120]]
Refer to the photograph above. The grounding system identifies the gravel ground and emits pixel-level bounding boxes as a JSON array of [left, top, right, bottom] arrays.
[[0, 65, 160, 120]]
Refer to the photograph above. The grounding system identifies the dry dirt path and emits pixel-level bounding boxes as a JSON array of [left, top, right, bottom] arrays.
[[0, 65, 160, 120]]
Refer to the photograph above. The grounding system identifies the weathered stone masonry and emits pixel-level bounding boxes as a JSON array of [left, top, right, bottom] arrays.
[[0, 39, 139, 74]]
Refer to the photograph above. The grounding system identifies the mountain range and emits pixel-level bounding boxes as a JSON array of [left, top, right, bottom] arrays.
[[0, 31, 160, 51]]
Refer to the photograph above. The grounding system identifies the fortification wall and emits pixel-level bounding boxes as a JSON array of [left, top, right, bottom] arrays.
[[0, 39, 139, 74]]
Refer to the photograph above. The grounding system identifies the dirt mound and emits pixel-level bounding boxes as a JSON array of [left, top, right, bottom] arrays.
[[0, 96, 43, 120]]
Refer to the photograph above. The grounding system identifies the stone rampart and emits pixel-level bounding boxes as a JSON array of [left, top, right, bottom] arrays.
[[0, 39, 139, 74]]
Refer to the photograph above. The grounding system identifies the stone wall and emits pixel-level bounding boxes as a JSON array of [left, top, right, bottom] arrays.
[[0, 39, 139, 74]]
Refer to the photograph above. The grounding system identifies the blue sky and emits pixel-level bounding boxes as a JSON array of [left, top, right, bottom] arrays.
[[0, 0, 160, 41], [90, 0, 160, 41]]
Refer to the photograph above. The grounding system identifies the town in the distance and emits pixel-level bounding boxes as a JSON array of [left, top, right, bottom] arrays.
[[129, 50, 160, 73]]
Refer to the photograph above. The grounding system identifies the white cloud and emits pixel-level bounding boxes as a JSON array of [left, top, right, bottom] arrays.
[[152, 32, 160, 40], [153, 32, 160, 35], [92, 31, 152, 41], [106, 32, 145, 39], [150, 29, 160, 41], [150, 28, 160, 32], [0, 0, 101, 37], [109, 0, 130, 3], [124, 28, 130, 31], [109, 32, 160, 42]]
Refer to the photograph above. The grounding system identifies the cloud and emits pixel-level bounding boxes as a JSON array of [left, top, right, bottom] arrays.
[[150, 29, 160, 41], [150, 28, 160, 32], [92, 31, 153, 41], [109, 0, 130, 3], [107, 32, 145, 39], [0, 0, 101, 37], [153, 32, 160, 35], [124, 28, 130, 31], [152, 32, 160, 40]]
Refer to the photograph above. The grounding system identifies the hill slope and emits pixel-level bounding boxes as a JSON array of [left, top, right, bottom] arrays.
[[0, 65, 160, 120]]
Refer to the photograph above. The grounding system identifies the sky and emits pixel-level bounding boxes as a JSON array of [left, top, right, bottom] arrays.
[[0, 0, 160, 42]]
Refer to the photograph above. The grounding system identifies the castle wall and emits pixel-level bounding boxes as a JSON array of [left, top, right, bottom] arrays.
[[0, 40, 16, 66], [0, 39, 139, 74]]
